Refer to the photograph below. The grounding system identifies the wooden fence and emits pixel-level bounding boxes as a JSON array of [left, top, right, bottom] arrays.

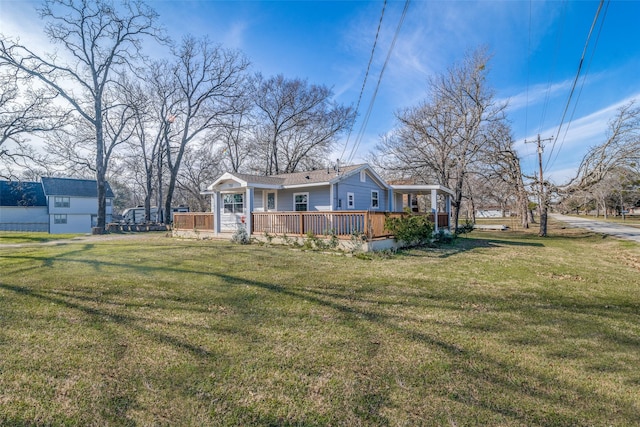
[[174, 211, 450, 240], [173, 213, 214, 231]]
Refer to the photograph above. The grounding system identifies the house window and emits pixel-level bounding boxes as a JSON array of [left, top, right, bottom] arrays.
[[223, 193, 244, 213], [294, 193, 308, 211], [54, 196, 70, 208], [371, 190, 379, 209], [266, 192, 276, 210], [54, 214, 67, 224], [347, 192, 354, 209], [106, 198, 112, 206], [360, 170, 366, 182]]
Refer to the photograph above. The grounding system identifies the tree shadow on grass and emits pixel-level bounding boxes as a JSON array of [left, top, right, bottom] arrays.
[[398, 236, 544, 259], [2, 243, 639, 424]]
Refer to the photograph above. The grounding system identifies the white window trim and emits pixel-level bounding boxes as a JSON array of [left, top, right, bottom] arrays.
[[371, 190, 380, 209], [293, 192, 309, 212], [347, 192, 355, 209], [223, 193, 244, 214], [54, 196, 70, 208], [360, 170, 366, 182], [265, 191, 277, 211], [54, 214, 67, 224]]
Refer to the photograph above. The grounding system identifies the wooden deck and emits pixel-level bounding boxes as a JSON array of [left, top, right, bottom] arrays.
[[174, 211, 449, 240]]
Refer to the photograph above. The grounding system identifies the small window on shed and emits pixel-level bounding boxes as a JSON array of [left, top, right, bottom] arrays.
[[347, 192, 355, 209]]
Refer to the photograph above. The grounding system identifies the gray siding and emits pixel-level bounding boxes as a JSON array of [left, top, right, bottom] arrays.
[[334, 171, 388, 211], [277, 185, 331, 211], [254, 189, 264, 211]]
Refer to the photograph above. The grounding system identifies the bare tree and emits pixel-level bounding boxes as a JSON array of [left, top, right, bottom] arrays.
[[0, 0, 163, 230], [176, 143, 224, 212], [377, 49, 506, 230], [204, 80, 256, 174], [253, 74, 355, 175], [479, 121, 529, 228], [162, 36, 250, 223], [573, 101, 640, 189], [0, 69, 68, 177]]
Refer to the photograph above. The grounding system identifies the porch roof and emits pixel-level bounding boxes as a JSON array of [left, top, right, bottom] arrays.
[[390, 184, 454, 197]]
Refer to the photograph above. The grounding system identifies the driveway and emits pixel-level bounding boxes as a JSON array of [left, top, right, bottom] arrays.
[[551, 213, 640, 243]]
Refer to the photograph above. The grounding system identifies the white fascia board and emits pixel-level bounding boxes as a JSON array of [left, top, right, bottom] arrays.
[[362, 166, 392, 190], [391, 184, 455, 196], [328, 164, 391, 190], [328, 164, 366, 184], [282, 182, 331, 189], [206, 172, 248, 191], [246, 183, 283, 190]]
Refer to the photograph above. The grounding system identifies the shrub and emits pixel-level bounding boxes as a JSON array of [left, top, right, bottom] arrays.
[[385, 214, 434, 246], [456, 219, 474, 235], [231, 226, 250, 245]]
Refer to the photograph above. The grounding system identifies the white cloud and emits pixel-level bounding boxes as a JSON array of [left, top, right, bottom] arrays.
[[502, 79, 574, 112], [222, 20, 248, 50]]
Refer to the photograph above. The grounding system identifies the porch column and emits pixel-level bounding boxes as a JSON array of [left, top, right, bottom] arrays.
[[245, 187, 254, 234], [212, 191, 220, 236], [431, 189, 438, 233], [446, 194, 452, 230], [388, 188, 394, 211]]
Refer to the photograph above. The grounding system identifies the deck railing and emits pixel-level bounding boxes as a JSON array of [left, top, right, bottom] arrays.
[[173, 213, 214, 231], [174, 211, 450, 240]]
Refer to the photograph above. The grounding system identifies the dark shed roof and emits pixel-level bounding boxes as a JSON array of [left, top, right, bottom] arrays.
[[41, 177, 115, 198], [0, 181, 47, 207]]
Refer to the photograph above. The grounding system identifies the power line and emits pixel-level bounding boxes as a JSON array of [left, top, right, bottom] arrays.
[[339, 0, 387, 162], [544, 0, 607, 173], [346, 0, 411, 165], [546, 0, 609, 173]]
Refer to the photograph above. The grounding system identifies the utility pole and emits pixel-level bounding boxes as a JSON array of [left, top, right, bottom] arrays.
[[525, 135, 554, 237]]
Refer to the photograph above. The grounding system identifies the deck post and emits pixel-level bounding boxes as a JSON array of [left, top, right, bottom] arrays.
[[299, 212, 304, 236]]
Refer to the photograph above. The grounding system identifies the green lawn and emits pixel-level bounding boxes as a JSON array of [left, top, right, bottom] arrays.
[[0, 224, 639, 426], [0, 231, 83, 244]]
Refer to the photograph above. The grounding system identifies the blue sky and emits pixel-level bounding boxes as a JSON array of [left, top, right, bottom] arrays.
[[2, 0, 640, 183]]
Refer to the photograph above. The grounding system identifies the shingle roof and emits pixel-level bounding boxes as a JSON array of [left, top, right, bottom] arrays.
[[41, 177, 115, 198], [274, 164, 364, 186], [0, 181, 47, 207], [228, 173, 286, 186], [210, 164, 371, 191]]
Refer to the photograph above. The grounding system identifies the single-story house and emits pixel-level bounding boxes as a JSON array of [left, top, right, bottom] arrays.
[[0, 177, 114, 233], [174, 164, 454, 243]]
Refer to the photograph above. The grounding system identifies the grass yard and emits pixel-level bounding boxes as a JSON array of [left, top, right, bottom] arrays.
[[0, 231, 83, 245], [0, 223, 639, 426]]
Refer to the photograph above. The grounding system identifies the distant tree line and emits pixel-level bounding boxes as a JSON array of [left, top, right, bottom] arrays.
[[2, 1, 638, 233], [0, 0, 354, 227]]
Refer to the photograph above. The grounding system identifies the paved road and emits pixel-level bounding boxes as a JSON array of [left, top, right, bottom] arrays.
[[551, 214, 640, 243]]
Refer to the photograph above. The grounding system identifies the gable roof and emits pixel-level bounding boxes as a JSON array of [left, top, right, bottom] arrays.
[[41, 177, 115, 198], [0, 181, 47, 207], [273, 164, 364, 186], [205, 164, 391, 192]]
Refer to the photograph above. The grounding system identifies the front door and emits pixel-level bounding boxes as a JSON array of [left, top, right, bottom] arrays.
[[265, 191, 277, 211]]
